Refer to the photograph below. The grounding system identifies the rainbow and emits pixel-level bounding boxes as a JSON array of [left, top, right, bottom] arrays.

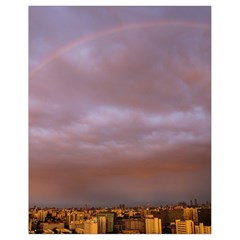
[[29, 20, 210, 77]]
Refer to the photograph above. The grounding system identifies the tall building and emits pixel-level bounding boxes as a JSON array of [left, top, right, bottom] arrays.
[[145, 216, 162, 234], [124, 219, 145, 233], [183, 207, 193, 220], [192, 208, 199, 223], [97, 213, 114, 233], [37, 210, 46, 222], [152, 209, 184, 226], [175, 220, 194, 234], [84, 220, 98, 234], [29, 219, 32, 231], [195, 223, 204, 234], [97, 216, 107, 234], [66, 212, 82, 226], [66, 213, 72, 226], [183, 208, 198, 223]]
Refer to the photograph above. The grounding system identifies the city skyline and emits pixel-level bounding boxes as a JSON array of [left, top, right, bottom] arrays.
[[29, 203, 211, 234], [29, 6, 211, 208], [29, 198, 210, 209]]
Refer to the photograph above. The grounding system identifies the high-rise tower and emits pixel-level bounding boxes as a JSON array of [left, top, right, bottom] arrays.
[[175, 219, 194, 234], [145, 215, 162, 234]]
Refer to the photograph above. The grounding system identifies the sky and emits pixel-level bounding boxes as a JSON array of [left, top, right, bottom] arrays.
[[29, 6, 211, 208]]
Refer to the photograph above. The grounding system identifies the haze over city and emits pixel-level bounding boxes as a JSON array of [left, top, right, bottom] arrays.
[[29, 6, 211, 208]]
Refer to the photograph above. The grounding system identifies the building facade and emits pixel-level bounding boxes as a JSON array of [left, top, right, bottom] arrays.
[[145, 216, 162, 234], [97, 213, 114, 233], [175, 220, 194, 234], [97, 216, 106, 234], [84, 220, 98, 234]]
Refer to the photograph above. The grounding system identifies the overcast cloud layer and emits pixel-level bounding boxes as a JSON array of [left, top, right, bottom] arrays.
[[29, 6, 211, 207]]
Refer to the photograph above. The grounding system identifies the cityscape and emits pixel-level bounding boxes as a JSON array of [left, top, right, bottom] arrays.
[[29, 6, 211, 236], [29, 199, 211, 234]]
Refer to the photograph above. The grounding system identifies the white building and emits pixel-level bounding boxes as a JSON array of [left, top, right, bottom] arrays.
[[176, 219, 194, 234], [145, 217, 162, 234]]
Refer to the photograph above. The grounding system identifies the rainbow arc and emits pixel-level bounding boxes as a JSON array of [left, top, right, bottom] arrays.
[[30, 20, 210, 77]]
